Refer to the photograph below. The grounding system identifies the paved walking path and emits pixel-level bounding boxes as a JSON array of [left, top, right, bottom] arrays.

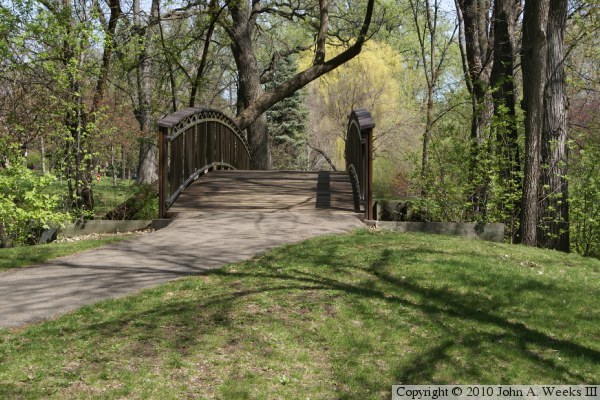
[[0, 171, 363, 329]]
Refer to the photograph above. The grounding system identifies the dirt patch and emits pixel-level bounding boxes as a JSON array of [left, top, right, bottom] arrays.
[[53, 229, 152, 243]]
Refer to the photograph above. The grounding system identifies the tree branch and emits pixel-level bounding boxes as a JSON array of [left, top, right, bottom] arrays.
[[260, 44, 314, 84], [91, 0, 122, 114], [234, 0, 375, 130], [307, 142, 337, 171], [189, 0, 227, 106], [454, 0, 474, 94], [314, 0, 329, 64]]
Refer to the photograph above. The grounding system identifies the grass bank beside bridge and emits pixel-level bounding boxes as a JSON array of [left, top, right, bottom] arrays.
[[1, 230, 598, 399], [0, 234, 132, 272]]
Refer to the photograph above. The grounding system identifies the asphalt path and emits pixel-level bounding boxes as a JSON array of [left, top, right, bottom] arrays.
[[0, 210, 363, 329]]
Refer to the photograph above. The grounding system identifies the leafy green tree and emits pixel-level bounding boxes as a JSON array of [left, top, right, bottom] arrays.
[[1, 0, 122, 216], [302, 41, 422, 171], [408, 0, 458, 193]]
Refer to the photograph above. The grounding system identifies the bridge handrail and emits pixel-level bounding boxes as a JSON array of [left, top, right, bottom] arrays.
[[157, 107, 251, 218], [345, 109, 375, 220]]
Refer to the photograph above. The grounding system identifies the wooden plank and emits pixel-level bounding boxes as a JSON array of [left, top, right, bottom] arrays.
[[185, 128, 194, 179], [168, 170, 356, 214]]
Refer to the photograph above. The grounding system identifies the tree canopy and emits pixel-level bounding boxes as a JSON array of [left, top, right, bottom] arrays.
[[1, 0, 599, 256]]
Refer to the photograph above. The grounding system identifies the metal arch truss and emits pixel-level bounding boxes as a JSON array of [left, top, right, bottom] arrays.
[[167, 109, 251, 157]]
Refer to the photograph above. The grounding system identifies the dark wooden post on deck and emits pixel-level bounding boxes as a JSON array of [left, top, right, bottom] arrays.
[[158, 124, 168, 219]]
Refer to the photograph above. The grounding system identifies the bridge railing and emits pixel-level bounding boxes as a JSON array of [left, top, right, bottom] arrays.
[[157, 107, 251, 218], [345, 109, 375, 220]]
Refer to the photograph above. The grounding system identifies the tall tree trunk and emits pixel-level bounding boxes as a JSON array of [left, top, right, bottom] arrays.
[[456, 0, 494, 215], [421, 85, 434, 192], [91, 0, 121, 115], [40, 136, 46, 174], [55, 0, 120, 213], [408, 0, 452, 195], [83, 0, 121, 208], [138, 137, 158, 183], [135, 0, 159, 183], [60, 0, 93, 213], [490, 0, 521, 241], [121, 144, 126, 180], [156, 5, 177, 113], [538, 0, 569, 251], [75, 48, 94, 213], [111, 144, 117, 187], [229, 2, 271, 169], [189, 0, 219, 108], [520, 0, 550, 246], [455, 0, 494, 141]]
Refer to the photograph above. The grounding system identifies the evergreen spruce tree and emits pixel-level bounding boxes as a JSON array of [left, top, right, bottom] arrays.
[[266, 55, 308, 170]]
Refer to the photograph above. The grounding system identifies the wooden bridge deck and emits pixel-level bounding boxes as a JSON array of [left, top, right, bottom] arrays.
[[167, 170, 357, 216]]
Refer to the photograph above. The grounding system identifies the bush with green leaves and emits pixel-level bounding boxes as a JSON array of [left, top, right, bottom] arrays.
[[410, 121, 474, 222], [373, 156, 412, 200], [400, 114, 525, 246], [130, 184, 158, 220], [0, 140, 70, 246], [570, 139, 600, 258]]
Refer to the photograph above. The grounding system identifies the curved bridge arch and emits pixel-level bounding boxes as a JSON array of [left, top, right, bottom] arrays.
[[158, 107, 251, 217], [345, 109, 375, 220]]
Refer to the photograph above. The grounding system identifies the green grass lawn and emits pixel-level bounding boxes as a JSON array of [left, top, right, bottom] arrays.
[[91, 178, 135, 216], [47, 178, 134, 217], [0, 231, 598, 399], [0, 236, 132, 272]]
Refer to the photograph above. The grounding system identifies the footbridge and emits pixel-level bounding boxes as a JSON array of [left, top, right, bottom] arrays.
[[157, 108, 375, 221], [0, 108, 377, 328]]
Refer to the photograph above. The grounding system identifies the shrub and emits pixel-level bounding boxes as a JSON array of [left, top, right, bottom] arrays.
[[0, 139, 70, 246], [373, 156, 412, 200], [570, 140, 600, 258]]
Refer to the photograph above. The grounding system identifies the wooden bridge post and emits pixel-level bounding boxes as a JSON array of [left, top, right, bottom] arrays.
[[366, 126, 374, 221], [158, 126, 168, 219], [345, 109, 375, 220]]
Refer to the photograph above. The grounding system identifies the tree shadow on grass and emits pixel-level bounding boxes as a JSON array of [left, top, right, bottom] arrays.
[[7, 234, 598, 398], [71, 239, 597, 386], [206, 245, 599, 383]]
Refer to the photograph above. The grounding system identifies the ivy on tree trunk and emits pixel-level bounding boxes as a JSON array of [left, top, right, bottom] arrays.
[[538, 0, 570, 252], [521, 0, 550, 246]]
